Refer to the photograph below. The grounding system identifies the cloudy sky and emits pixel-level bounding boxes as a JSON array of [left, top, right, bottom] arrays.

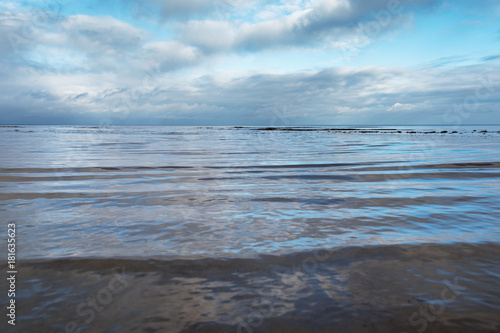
[[1, 0, 499, 125]]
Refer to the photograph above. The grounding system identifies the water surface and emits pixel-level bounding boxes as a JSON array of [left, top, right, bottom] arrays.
[[0, 125, 499, 332]]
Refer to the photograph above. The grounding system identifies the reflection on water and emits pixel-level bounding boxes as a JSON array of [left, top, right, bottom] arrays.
[[0, 125, 499, 332], [0, 126, 499, 258]]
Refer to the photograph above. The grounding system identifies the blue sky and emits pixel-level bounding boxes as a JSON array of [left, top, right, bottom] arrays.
[[0, 0, 499, 125]]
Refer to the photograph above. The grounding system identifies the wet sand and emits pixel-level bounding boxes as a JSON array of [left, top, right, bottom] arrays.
[[2, 243, 500, 333]]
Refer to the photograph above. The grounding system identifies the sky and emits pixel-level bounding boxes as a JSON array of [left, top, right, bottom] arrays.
[[0, 0, 499, 126]]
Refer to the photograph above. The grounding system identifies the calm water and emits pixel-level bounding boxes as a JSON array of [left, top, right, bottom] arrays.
[[1, 125, 499, 332]]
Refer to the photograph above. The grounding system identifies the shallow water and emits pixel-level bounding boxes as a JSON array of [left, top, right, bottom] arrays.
[[0, 125, 499, 332]]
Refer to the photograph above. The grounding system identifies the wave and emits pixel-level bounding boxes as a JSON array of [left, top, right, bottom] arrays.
[[15, 241, 500, 271], [1, 161, 499, 173]]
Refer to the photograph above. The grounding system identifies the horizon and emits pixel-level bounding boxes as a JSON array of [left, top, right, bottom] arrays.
[[3, 123, 500, 126]]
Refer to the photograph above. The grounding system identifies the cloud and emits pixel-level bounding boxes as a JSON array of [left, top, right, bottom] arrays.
[[0, 6, 203, 75], [427, 55, 471, 68], [59, 15, 147, 54], [37, 14, 149, 73], [155, 0, 226, 19], [130, 0, 254, 21], [0, 5, 149, 73], [0, 1, 67, 58], [388, 102, 415, 112], [176, 0, 440, 54], [142, 41, 203, 72], [0, 0, 444, 76], [176, 20, 236, 53], [2, 60, 499, 125], [482, 54, 500, 62], [0, 8, 35, 57]]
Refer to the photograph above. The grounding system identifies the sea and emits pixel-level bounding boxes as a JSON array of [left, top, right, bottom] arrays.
[[0, 125, 499, 333]]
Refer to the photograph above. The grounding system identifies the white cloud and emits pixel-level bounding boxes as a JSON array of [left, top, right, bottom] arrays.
[[131, 0, 258, 20], [177, 20, 236, 53], [174, 0, 431, 54], [143, 41, 203, 71], [3, 58, 500, 125], [389, 103, 415, 111], [59, 15, 148, 54]]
